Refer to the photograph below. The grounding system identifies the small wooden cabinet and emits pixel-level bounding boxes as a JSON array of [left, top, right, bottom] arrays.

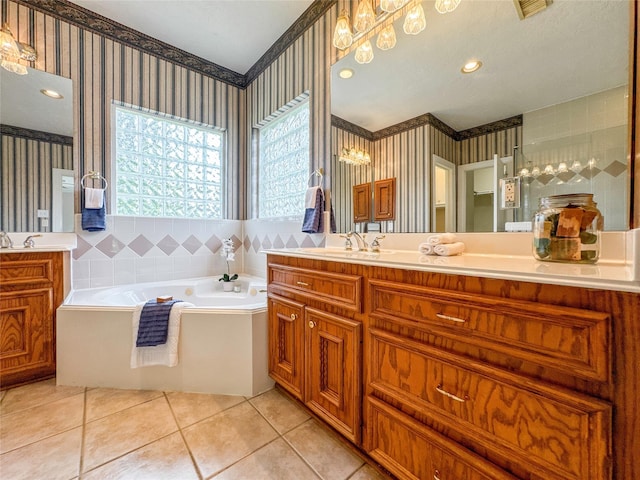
[[266, 253, 639, 480], [0, 251, 69, 389], [268, 261, 362, 442]]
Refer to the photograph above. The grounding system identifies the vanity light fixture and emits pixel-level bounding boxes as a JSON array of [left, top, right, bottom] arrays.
[[0, 23, 37, 75], [40, 89, 64, 99], [403, 3, 427, 35], [339, 147, 371, 166], [435, 0, 461, 14], [355, 40, 374, 64], [332, 0, 434, 62], [339, 68, 355, 79], [461, 60, 482, 73]]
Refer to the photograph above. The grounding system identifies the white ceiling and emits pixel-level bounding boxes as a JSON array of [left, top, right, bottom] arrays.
[[69, 0, 314, 74], [332, 0, 629, 132]]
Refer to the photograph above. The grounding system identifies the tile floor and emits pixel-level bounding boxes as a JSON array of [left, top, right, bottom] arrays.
[[0, 379, 389, 480]]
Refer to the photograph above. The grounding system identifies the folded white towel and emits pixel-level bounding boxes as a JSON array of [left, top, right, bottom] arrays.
[[427, 232, 458, 245], [130, 301, 193, 368], [84, 187, 104, 208], [418, 242, 435, 255], [305, 186, 321, 208], [434, 242, 465, 256]]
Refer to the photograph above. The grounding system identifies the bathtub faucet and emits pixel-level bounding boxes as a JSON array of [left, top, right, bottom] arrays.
[[0, 231, 13, 248]]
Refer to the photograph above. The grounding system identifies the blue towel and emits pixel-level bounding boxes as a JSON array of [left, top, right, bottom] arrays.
[[82, 191, 106, 231], [136, 300, 181, 347], [302, 187, 324, 233]]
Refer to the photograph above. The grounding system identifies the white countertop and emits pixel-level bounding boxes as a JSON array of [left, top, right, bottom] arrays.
[[263, 244, 640, 293], [0, 232, 77, 254]]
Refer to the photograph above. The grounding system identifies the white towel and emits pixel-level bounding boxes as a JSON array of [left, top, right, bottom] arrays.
[[84, 187, 105, 208], [427, 232, 458, 245], [418, 242, 435, 255], [305, 186, 321, 208], [130, 301, 193, 368], [434, 242, 465, 256]]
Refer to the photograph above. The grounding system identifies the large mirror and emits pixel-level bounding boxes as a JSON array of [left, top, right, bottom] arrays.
[[0, 66, 74, 233], [331, 0, 630, 233]]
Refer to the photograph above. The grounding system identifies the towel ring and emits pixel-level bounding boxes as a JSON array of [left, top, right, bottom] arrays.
[[81, 171, 108, 189], [307, 168, 324, 187]]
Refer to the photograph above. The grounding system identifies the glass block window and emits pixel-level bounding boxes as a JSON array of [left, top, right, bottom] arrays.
[[113, 105, 224, 219], [258, 100, 310, 218]]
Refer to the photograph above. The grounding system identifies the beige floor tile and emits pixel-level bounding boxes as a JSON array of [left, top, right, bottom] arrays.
[[82, 432, 199, 480], [0, 427, 82, 480], [212, 438, 319, 480], [166, 391, 245, 428], [0, 393, 84, 454], [85, 387, 164, 422], [285, 420, 364, 480], [82, 396, 178, 472], [349, 464, 391, 480], [0, 378, 84, 416], [249, 388, 310, 434], [183, 401, 278, 478]]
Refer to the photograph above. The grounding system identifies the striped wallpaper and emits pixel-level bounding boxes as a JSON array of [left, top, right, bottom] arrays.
[[332, 117, 521, 232], [1, 128, 73, 231], [2, 0, 243, 221]]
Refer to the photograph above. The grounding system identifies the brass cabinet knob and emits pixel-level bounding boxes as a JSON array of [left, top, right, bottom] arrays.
[[290, 313, 297, 320], [308, 320, 316, 328]]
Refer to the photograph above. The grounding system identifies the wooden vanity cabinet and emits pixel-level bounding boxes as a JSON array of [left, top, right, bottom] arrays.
[[267, 260, 363, 442], [0, 251, 70, 389], [266, 254, 639, 480]]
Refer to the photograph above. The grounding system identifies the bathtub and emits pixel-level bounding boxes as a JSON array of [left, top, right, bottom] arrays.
[[56, 276, 274, 396]]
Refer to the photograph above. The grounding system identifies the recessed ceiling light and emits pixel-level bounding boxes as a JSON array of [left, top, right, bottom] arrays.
[[40, 89, 64, 99], [461, 60, 482, 74], [339, 68, 354, 79]]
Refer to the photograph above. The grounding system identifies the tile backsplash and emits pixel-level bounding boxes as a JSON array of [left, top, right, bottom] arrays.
[[72, 215, 326, 289]]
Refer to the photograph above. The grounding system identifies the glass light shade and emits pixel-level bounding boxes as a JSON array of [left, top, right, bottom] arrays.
[[354, 40, 374, 64], [353, 0, 375, 33], [1, 59, 27, 75], [531, 166, 541, 177], [339, 147, 371, 166], [380, 0, 407, 13], [570, 160, 582, 172], [403, 4, 426, 35], [333, 11, 353, 50], [435, 0, 461, 14], [376, 24, 397, 50]]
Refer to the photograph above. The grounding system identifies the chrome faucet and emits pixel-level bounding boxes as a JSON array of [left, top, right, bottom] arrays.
[[0, 231, 13, 248], [348, 231, 368, 251], [23, 234, 42, 248]]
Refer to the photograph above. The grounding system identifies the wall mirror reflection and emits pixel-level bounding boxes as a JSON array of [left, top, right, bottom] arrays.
[[330, 0, 629, 233], [0, 66, 74, 233]]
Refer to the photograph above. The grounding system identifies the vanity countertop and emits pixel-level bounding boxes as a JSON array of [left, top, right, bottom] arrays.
[[263, 247, 640, 293], [0, 246, 75, 254], [0, 233, 77, 254]]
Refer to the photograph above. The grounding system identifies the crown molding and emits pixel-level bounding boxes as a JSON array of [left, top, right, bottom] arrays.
[[1, 124, 74, 145], [13, 0, 335, 89], [331, 115, 375, 141], [456, 114, 523, 140]]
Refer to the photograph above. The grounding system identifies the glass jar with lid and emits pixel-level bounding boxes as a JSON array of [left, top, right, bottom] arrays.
[[532, 193, 603, 264]]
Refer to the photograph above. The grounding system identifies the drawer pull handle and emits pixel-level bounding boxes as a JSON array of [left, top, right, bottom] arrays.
[[296, 281, 310, 286], [436, 313, 466, 324], [433, 469, 441, 480], [308, 321, 317, 328], [436, 384, 469, 403], [290, 313, 297, 320]]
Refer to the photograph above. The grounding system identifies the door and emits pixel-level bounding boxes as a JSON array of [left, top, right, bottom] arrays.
[[268, 296, 305, 400], [432, 155, 456, 232], [305, 307, 362, 442]]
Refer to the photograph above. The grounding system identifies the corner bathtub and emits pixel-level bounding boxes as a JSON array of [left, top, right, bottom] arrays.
[[56, 276, 274, 396]]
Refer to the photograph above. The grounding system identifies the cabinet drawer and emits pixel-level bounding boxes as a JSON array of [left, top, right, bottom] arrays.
[[268, 264, 362, 312], [0, 258, 55, 287], [369, 328, 611, 480], [365, 395, 517, 480], [369, 280, 610, 382]]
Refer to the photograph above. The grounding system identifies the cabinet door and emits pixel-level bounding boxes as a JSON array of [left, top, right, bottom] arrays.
[[268, 296, 305, 399], [0, 288, 55, 386], [306, 307, 361, 442], [353, 182, 371, 223]]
